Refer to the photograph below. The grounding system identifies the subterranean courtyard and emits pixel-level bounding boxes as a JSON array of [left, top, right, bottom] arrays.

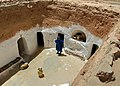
[[0, 0, 120, 86]]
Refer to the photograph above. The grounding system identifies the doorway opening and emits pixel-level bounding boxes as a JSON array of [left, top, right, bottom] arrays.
[[58, 33, 64, 41], [17, 37, 28, 57], [90, 44, 99, 56], [37, 32, 44, 47]]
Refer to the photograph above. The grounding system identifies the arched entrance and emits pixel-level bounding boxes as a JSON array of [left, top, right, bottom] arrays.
[[17, 37, 29, 57], [72, 31, 86, 42], [37, 32, 44, 47], [90, 44, 99, 56]]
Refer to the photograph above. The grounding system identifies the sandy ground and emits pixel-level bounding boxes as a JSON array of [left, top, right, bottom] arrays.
[[2, 48, 86, 86]]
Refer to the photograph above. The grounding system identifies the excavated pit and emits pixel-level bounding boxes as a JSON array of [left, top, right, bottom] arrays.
[[0, 1, 119, 43], [0, 0, 120, 86]]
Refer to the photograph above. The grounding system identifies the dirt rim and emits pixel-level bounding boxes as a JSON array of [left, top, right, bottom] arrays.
[[0, 0, 119, 43]]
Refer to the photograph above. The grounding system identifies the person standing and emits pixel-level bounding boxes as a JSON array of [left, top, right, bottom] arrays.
[[55, 36, 64, 55]]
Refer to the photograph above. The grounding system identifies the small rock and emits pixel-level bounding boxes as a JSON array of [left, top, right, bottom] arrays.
[[20, 62, 29, 70]]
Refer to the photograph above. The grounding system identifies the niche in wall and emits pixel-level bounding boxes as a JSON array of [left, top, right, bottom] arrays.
[[72, 31, 86, 42], [37, 32, 44, 47], [17, 37, 29, 57]]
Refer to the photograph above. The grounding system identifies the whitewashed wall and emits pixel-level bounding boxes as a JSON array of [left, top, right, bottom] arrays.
[[41, 27, 67, 48], [0, 26, 40, 68], [0, 36, 19, 68], [20, 28, 40, 55], [41, 25, 103, 59], [0, 24, 103, 67], [42, 29, 57, 48]]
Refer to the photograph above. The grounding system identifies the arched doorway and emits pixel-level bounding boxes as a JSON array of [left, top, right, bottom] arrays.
[[90, 44, 99, 56], [72, 31, 86, 42], [17, 37, 28, 57], [37, 32, 44, 47]]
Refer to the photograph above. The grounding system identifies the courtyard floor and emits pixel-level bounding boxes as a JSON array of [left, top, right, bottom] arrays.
[[2, 48, 86, 86]]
